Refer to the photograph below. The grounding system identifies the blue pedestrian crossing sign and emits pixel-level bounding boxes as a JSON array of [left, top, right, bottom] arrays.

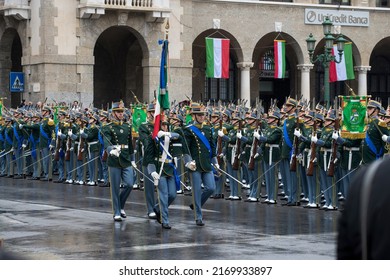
[[9, 72, 24, 93]]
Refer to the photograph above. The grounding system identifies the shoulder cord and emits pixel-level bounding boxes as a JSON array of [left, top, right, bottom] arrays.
[[360, 159, 381, 260]]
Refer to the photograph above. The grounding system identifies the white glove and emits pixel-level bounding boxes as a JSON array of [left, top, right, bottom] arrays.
[[57, 130, 62, 137], [131, 161, 137, 168], [109, 147, 120, 157], [19, 124, 23, 129], [253, 130, 260, 140], [68, 130, 73, 137], [218, 130, 225, 137], [382, 134, 388, 143], [151, 171, 160, 181], [332, 131, 339, 140], [214, 163, 220, 170], [22, 144, 27, 148], [185, 160, 196, 171], [49, 144, 54, 149], [294, 129, 301, 138], [236, 131, 242, 139], [80, 129, 84, 134], [157, 130, 168, 138], [311, 135, 318, 144]]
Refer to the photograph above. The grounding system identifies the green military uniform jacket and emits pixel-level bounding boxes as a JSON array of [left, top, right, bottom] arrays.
[[339, 138, 362, 170], [261, 124, 282, 165], [39, 117, 55, 149], [317, 127, 333, 171], [183, 122, 216, 172], [85, 123, 100, 153], [13, 120, 28, 149], [362, 117, 389, 164], [4, 124, 14, 151], [144, 132, 183, 177], [139, 121, 154, 160], [281, 114, 302, 159], [103, 120, 134, 168]]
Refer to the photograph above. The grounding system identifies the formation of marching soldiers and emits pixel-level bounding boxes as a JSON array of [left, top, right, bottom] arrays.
[[1, 96, 390, 229]]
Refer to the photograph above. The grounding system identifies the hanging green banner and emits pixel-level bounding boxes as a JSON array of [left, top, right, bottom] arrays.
[[341, 96, 367, 139], [132, 105, 146, 134]]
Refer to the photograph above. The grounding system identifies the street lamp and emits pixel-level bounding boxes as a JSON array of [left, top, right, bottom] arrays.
[[306, 16, 347, 107]]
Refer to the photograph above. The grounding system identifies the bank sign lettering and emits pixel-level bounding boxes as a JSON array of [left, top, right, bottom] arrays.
[[305, 9, 369, 27]]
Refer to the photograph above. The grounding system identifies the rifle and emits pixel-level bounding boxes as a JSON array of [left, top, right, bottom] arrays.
[[327, 97, 339, 177], [290, 104, 299, 171], [53, 128, 62, 161], [306, 99, 317, 176], [65, 124, 72, 161], [217, 102, 224, 166], [232, 106, 243, 171], [77, 122, 86, 161], [248, 98, 262, 170]]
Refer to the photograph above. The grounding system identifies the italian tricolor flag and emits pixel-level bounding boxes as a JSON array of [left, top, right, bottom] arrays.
[[206, 38, 230, 79], [274, 40, 286, 79], [329, 42, 355, 82]]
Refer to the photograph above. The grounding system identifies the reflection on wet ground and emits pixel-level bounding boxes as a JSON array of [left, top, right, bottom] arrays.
[[0, 178, 339, 260]]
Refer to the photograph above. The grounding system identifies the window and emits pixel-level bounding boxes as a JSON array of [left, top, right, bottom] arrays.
[[319, 0, 351, 5], [204, 58, 236, 102], [376, 0, 390, 7]]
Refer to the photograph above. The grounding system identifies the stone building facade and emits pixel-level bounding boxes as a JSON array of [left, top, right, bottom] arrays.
[[0, 0, 389, 109]]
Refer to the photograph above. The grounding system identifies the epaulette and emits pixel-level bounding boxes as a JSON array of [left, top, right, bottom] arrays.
[[298, 118, 304, 123], [378, 120, 387, 128], [48, 118, 55, 126]]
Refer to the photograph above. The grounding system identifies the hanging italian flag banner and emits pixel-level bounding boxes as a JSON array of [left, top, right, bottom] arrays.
[[205, 37, 230, 79], [329, 42, 355, 82], [274, 40, 286, 79], [340, 95, 367, 139]]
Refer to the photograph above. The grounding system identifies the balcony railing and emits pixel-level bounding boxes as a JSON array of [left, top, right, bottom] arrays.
[[0, 0, 30, 20], [79, 0, 170, 21]]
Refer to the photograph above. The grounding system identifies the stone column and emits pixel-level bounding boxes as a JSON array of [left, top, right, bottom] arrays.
[[354, 66, 371, 96], [297, 64, 313, 101], [237, 62, 254, 102]]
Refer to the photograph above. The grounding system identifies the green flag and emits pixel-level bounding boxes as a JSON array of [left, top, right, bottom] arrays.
[[132, 105, 146, 133], [341, 96, 367, 139]]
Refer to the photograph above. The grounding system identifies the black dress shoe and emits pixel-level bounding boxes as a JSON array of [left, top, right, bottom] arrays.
[[196, 219, 205, 226], [0, 174, 6, 177], [162, 223, 171, 229], [189, 204, 194, 210], [13, 175, 23, 179], [5, 175, 13, 178], [53, 179, 65, 183], [154, 209, 161, 224], [99, 183, 110, 187], [40, 178, 49, 181]]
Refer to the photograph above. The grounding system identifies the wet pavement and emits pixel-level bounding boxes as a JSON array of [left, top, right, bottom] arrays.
[[0, 177, 340, 260]]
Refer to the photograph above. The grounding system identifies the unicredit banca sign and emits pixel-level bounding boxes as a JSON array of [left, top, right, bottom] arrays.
[[305, 9, 369, 27]]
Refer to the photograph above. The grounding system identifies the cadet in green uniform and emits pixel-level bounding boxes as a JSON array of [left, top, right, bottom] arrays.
[[144, 118, 182, 229], [104, 101, 136, 222], [183, 103, 217, 226], [139, 103, 157, 219], [39, 106, 55, 181], [362, 100, 390, 164], [3, 117, 14, 177], [83, 114, 100, 185], [312, 111, 335, 210], [24, 113, 42, 180], [280, 98, 300, 206], [255, 111, 282, 204], [0, 118, 6, 176]]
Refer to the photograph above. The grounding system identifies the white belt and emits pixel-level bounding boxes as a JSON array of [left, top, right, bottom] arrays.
[[155, 157, 172, 163], [172, 143, 182, 147], [344, 147, 360, 151], [114, 145, 128, 149], [266, 144, 279, 148], [87, 141, 99, 146]]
